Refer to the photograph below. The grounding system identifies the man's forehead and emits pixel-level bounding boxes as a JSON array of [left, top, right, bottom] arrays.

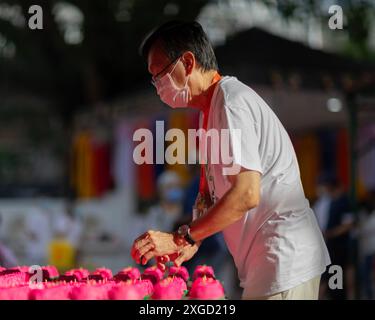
[[147, 44, 170, 74]]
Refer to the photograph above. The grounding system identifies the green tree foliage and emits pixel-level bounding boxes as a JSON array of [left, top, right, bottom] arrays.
[[0, 0, 373, 112], [0, 0, 208, 112], [266, 0, 375, 59]]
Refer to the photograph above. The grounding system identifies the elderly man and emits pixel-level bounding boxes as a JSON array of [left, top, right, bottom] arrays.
[[131, 20, 330, 300]]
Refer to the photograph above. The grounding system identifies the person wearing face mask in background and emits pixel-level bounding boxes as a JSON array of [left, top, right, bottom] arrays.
[[145, 171, 184, 235], [132, 20, 330, 300], [126, 171, 184, 269]]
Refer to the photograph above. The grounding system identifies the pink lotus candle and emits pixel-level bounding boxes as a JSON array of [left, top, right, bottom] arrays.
[[0, 264, 229, 300], [169, 276, 187, 293], [0, 271, 28, 287], [136, 279, 154, 297], [114, 267, 141, 282], [42, 266, 59, 279], [68, 268, 90, 280], [69, 283, 110, 300], [60, 268, 90, 282], [94, 267, 113, 279], [112, 279, 154, 298], [88, 267, 113, 281], [29, 285, 72, 300], [0, 285, 30, 300], [169, 266, 189, 282], [1, 268, 21, 275], [142, 266, 164, 285], [152, 276, 187, 300], [189, 277, 225, 300], [108, 284, 144, 300], [58, 274, 78, 282], [192, 265, 215, 280]]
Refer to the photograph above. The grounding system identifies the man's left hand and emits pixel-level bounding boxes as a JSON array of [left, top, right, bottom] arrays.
[[131, 230, 181, 265]]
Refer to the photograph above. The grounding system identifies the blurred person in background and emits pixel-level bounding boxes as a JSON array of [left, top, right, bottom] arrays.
[[49, 199, 82, 271], [314, 175, 333, 233], [358, 190, 375, 299], [130, 170, 184, 268], [314, 173, 355, 300], [146, 170, 184, 235], [313, 175, 332, 299], [0, 213, 18, 268], [52, 200, 82, 250], [22, 204, 52, 265]]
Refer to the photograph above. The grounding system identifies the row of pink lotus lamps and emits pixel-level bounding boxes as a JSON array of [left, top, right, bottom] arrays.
[[0, 265, 225, 300]]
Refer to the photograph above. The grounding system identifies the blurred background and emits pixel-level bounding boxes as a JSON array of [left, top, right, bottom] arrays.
[[0, 0, 374, 299]]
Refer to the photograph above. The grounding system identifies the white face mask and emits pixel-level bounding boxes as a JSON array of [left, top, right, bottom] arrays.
[[154, 58, 191, 108]]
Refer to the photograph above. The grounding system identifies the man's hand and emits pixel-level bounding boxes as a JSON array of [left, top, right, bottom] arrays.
[[156, 253, 179, 271], [156, 242, 201, 270], [131, 230, 181, 265], [174, 242, 200, 266]]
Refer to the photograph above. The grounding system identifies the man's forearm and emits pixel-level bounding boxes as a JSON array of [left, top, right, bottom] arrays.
[[189, 187, 258, 242]]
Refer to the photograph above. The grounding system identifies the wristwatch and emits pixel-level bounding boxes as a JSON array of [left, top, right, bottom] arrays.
[[176, 224, 196, 246]]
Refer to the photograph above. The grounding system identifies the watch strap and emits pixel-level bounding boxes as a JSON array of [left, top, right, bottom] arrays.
[[184, 226, 195, 245]]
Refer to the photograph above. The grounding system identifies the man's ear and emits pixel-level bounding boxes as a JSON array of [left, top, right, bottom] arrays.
[[181, 51, 195, 76]]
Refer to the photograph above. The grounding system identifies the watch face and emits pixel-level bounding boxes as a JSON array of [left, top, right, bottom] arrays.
[[178, 225, 189, 236]]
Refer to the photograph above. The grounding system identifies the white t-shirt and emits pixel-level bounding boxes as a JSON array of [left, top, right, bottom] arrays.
[[203, 76, 331, 298]]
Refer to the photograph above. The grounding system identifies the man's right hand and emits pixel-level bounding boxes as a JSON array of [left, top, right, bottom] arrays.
[[157, 242, 201, 270], [174, 242, 200, 266], [156, 254, 178, 271]]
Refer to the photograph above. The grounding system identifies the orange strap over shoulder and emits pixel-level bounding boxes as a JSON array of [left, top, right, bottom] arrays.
[[198, 71, 222, 197]]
